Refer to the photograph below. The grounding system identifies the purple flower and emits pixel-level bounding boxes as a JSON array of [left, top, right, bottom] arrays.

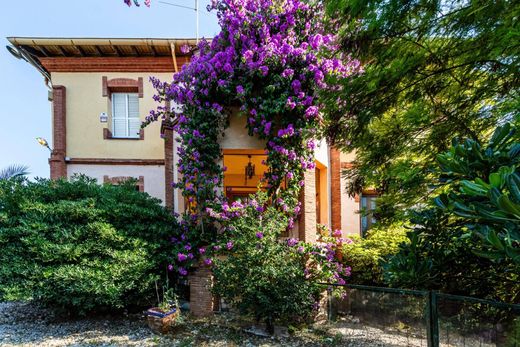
[[184, 244, 192, 251], [199, 247, 206, 254], [177, 253, 187, 262], [236, 85, 244, 94], [259, 66, 269, 76], [286, 97, 296, 110], [305, 106, 319, 118], [168, 264, 173, 271], [178, 267, 188, 276], [256, 232, 264, 239], [291, 80, 302, 93], [226, 241, 234, 250], [179, 43, 191, 54], [204, 258, 213, 266], [287, 238, 298, 247], [281, 68, 294, 78]]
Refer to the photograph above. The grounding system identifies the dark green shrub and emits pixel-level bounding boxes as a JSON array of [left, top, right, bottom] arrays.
[[385, 123, 520, 303], [435, 123, 519, 263], [341, 224, 407, 285], [0, 176, 176, 313]]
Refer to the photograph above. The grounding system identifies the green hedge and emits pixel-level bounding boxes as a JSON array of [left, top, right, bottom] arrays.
[[341, 224, 408, 285], [0, 176, 176, 314]]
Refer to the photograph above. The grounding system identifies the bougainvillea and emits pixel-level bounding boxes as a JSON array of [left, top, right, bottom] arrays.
[[146, 0, 360, 279], [124, 0, 151, 7]]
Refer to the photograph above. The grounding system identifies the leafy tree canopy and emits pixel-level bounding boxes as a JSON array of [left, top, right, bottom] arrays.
[[322, 0, 519, 223]]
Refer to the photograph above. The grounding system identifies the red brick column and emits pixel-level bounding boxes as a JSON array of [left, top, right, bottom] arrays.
[[299, 168, 317, 243], [330, 147, 342, 232], [50, 86, 67, 179], [163, 126, 174, 209], [188, 265, 215, 317]]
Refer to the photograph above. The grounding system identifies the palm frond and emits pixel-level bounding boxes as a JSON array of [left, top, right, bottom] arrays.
[[0, 164, 30, 180]]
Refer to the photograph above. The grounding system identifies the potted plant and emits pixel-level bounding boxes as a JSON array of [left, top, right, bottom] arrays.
[[146, 285, 180, 334]]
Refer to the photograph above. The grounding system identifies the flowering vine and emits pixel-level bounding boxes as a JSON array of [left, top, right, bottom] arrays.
[[124, 0, 151, 7], [146, 0, 361, 277]]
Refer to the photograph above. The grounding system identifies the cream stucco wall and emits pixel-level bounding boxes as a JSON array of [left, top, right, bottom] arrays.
[[52, 72, 172, 159], [340, 150, 356, 163], [315, 139, 329, 168], [340, 175, 361, 236], [67, 164, 165, 202], [220, 112, 266, 150]]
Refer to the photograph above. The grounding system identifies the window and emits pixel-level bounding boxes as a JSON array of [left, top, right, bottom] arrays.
[[111, 93, 141, 138], [103, 175, 144, 192], [360, 194, 377, 236]]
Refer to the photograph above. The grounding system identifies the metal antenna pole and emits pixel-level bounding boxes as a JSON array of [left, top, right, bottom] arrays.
[[195, 0, 199, 44]]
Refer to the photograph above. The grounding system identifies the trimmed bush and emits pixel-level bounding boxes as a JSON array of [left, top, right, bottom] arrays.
[[341, 224, 408, 285], [0, 176, 176, 313]]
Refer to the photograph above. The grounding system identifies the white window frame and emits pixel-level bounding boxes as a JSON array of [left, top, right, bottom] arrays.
[[111, 92, 140, 139]]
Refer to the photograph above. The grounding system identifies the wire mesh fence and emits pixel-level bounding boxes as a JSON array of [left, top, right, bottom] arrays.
[[322, 284, 520, 347]]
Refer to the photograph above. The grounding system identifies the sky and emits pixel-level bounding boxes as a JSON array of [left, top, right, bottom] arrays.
[[0, 0, 220, 179]]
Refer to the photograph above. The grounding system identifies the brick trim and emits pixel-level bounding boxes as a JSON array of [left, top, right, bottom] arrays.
[[68, 158, 164, 165], [162, 102, 174, 209], [356, 190, 378, 204], [50, 86, 67, 179], [103, 175, 144, 192], [362, 189, 378, 196], [39, 56, 189, 72], [102, 77, 143, 98], [103, 127, 144, 140], [329, 147, 342, 232]]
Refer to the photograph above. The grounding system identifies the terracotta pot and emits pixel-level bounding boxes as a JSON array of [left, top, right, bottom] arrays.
[[146, 307, 179, 334]]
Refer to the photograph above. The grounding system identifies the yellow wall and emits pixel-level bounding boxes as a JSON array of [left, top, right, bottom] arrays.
[[340, 150, 356, 163], [51, 72, 171, 159]]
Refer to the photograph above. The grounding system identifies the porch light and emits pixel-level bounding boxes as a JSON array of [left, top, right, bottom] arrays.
[[36, 137, 52, 152], [245, 155, 255, 182]]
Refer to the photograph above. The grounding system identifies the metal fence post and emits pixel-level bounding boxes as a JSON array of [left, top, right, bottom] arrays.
[[427, 291, 440, 347], [327, 286, 332, 321]]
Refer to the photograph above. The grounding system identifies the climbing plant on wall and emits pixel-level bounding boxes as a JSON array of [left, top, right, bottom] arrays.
[[145, 0, 360, 277]]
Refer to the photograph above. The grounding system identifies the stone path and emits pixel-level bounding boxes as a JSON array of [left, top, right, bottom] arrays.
[[0, 301, 447, 346]]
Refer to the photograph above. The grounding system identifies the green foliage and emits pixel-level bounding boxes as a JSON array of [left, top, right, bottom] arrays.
[[322, 0, 520, 224], [0, 176, 176, 313], [341, 224, 408, 285], [385, 123, 520, 303], [211, 193, 341, 333], [384, 209, 520, 303], [434, 123, 520, 263]]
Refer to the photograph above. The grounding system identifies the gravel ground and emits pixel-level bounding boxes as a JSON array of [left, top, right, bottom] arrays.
[[0, 301, 436, 347]]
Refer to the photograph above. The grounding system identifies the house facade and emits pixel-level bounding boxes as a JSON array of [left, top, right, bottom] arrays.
[[7, 37, 370, 240]]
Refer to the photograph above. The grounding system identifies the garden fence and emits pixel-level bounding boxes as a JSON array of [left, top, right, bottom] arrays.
[[321, 283, 520, 347]]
